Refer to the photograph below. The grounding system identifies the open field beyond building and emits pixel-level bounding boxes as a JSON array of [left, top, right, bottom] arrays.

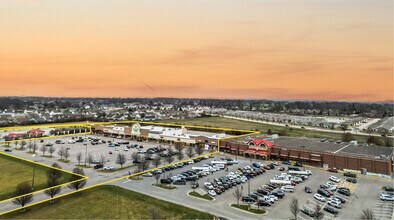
[[0, 153, 73, 201], [161, 117, 390, 145], [1, 185, 214, 219]]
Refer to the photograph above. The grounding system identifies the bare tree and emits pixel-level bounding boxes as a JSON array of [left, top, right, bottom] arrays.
[[232, 186, 243, 205], [48, 146, 55, 157], [154, 173, 161, 185], [138, 157, 150, 172], [57, 147, 65, 160], [177, 152, 184, 161], [186, 147, 195, 159], [99, 154, 107, 169], [340, 123, 348, 133], [116, 153, 127, 168], [166, 154, 175, 165], [63, 148, 70, 162], [196, 144, 204, 155], [76, 152, 83, 165], [27, 141, 33, 152], [174, 142, 183, 155], [87, 153, 94, 167], [360, 209, 374, 220], [314, 203, 324, 220], [12, 181, 33, 209], [44, 166, 62, 201], [153, 155, 161, 168], [290, 198, 300, 220], [150, 207, 161, 220], [40, 145, 47, 156], [14, 141, 18, 149], [131, 152, 141, 163], [32, 141, 38, 154], [68, 167, 87, 191]]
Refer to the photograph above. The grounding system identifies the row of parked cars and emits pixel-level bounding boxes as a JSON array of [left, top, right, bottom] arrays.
[[205, 164, 267, 197]]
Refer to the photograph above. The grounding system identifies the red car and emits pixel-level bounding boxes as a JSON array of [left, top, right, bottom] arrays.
[[278, 167, 285, 171], [328, 168, 338, 173], [108, 151, 113, 154]]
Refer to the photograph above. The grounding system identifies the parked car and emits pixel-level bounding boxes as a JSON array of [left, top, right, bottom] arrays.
[[343, 172, 357, 178], [93, 164, 103, 169], [314, 193, 326, 202], [4, 149, 12, 152], [328, 167, 339, 173], [173, 179, 186, 185], [338, 189, 351, 196], [329, 176, 341, 183], [257, 200, 271, 207], [160, 178, 172, 184], [305, 186, 312, 193], [324, 206, 339, 214], [346, 178, 357, 183], [317, 189, 331, 198], [383, 186, 394, 192], [242, 196, 255, 203], [142, 172, 153, 177], [208, 190, 217, 197], [103, 166, 114, 170], [333, 196, 346, 203], [380, 194, 394, 201], [301, 208, 316, 217]]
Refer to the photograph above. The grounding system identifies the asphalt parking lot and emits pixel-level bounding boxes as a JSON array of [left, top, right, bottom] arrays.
[[113, 154, 393, 220]]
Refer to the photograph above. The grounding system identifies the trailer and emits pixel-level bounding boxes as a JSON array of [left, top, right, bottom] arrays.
[[192, 167, 209, 171], [269, 179, 292, 185], [288, 170, 312, 176]]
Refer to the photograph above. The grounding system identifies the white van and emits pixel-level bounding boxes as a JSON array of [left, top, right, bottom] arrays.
[[281, 185, 295, 192]]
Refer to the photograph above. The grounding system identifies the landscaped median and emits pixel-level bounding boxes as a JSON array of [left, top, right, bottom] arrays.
[[153, 183, 177, 190], [230, 204, 266, 214], [188, 191, 213, 201]]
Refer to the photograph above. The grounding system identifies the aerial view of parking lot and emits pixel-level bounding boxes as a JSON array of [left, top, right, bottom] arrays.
[[1, 0, 393, 219]]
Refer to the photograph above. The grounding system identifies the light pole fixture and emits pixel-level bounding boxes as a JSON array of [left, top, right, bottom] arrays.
[[32, 154, 37, 189]]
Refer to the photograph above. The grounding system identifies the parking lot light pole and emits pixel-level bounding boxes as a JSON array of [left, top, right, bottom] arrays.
[[84, 143, 88, 166], [32, 154, 37, 189], [248, 178, 250, 195]]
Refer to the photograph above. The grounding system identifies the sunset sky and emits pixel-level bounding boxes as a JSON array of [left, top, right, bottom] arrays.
[[0, 0, 392, 101]]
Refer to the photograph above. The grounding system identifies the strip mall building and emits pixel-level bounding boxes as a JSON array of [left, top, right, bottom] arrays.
[[221, 136, 393, 176], [90, 123, 226, 147]]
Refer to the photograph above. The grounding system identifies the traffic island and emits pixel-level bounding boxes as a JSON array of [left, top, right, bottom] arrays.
[[230, 204, 266, 214], [152, 183, 177, 190], [188, 191, 214, 201]]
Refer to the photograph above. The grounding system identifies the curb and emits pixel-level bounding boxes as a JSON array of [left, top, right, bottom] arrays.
[[187, 190, 215, 201], [228, 203, 268, 216]]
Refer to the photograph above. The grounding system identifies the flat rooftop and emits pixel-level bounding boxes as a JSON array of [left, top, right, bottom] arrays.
[[229, 134, 393, 159]]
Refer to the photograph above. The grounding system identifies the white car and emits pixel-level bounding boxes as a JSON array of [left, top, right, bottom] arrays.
[[329, 176, 341, 183], [328, 201, 341, 209], [380, 194, 394, 201], [329, 197, 342, 204], [262, 196, 275, 204], [267, 195, 278, 201], [281, 185, 294, 192], [142, 172, 153, 177], [208, 190, 217, 197], [68, 140, 76, 144], [204, 182, 214, 190], [187, 160, 194, 164], [314, 193, 326, 202], [124, 147, 129, 151], [326, 182, 337, 189], [103, 166, 114, 170]]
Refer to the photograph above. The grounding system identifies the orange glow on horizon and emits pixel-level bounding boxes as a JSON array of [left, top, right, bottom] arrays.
[[0, 0, 392, 101]]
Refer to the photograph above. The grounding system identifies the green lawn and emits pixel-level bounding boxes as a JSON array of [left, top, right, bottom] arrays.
[[160, 117, 385, 144], [0, 153, 73, 201], [1, 185, 215, 219]]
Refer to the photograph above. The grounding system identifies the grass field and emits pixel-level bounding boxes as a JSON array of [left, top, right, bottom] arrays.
[[0, 153, 73, 201], [1, 185, 215, 219], [161, 117, 383, 144]]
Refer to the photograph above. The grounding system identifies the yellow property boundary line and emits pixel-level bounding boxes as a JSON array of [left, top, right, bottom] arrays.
[[0, 121, 259, 216], [0, 152, 89, 203], [0, 124, 92, 144]]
